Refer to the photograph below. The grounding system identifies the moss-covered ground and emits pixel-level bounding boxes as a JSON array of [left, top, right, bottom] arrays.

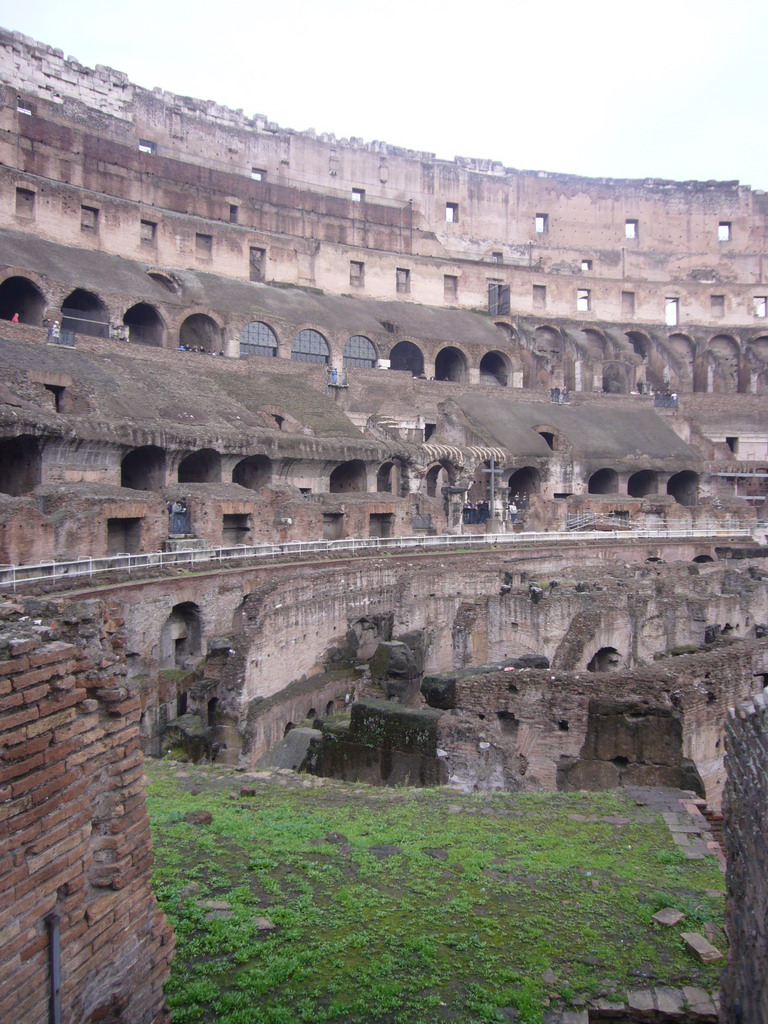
[[145, 762, 724, 1024]]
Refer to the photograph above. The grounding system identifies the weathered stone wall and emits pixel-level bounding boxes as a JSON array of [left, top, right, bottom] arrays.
[[0, 597, 173, 1024], [721, 687, 768, 1024]]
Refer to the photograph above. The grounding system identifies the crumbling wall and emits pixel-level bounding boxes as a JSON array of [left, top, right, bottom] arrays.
[[721, 686, 768, 1024], [0, 597, 173, 1024]]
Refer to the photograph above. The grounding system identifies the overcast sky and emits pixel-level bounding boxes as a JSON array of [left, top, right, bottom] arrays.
[[2, 0, 767, 188]]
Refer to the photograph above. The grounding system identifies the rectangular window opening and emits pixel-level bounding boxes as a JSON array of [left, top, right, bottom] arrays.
[[15, 186, 35, 217], [352, 188, 365, 202], [222, 513, 252, 546], [350, 261, 365, 287], [396, 268, 410, 294], [229, 204, 239, 223], [576, 288, 591, 312], [249, 246, 266, 282], [444, 274, 458, 301], [80, 205, 99, 231], [491, 251, 503, 263], [488, 282, 510, 316], [532, 284, 546, 310], [718, 221, 731, 241], [725, 436, 739, 454], [621, 291, 636, 316], [107, 517, 143, 556], [580, 259, 592, 272], [753, 296, 767, 318], [138, 139, 156, 154], [140, 219, 156, 244], [251, 168, 266, 181], [711, 294, 725, 317], [445, 202, 459, 223], [535, 213, 548, 233], [665, 297, 679, 326], [16, 101, 33, 116], [625, 219, 638, 239], [195, 233, 213, 257]]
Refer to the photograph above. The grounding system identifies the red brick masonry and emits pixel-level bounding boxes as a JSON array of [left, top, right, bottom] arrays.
[[0, 600, 173, 1024]]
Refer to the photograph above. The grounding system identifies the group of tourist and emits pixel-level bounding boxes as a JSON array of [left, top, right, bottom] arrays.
[[177, 344, 226, 355], [549, 386, 570, 403]]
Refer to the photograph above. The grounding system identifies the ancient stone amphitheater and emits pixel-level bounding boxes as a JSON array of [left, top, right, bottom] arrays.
[[0, 29, 765, 1024]]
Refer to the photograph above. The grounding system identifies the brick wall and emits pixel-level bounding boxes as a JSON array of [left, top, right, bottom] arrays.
[[0, 598, 173, 1024], [721, 687, 768, 1024]]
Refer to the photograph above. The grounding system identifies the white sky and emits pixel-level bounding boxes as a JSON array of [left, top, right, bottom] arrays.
[[2, 0, 767, 188]]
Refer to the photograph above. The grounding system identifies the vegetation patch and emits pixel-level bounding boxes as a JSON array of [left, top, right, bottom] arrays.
[[146, 763, 724, 1023]]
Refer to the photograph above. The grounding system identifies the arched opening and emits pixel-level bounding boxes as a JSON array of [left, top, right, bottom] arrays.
[[61, 289, 109, 338], [291, 328, 329, 364], [329, 460, 367, 493], [178, 449, 221, 484], [180, 314, 220, 352], [376, 461, 396, 493], [667, 470, 699, 507], [668, 333, 695, 390], [240, 321, 278, 358], [587, 647, 622, 672], [325, 700, 336, 716], [0, 276, 46, 324], [0, 435, 41, 495], [602, 361, 630, 394], [533, 327, 562, 368], [232, 455, 272, 490], [693, 554, 714, 563], [283, 721, 295, 737], [507, 467, 540, 504], [627, 470, 658, 497], [707, 335, 741, 393], [434, 346, 468, 383], [626, 331, 650, 362], [123, 303, 164, 346], [425, 461, 452, 497], [389, 340, 424, 376], [588, 468, 619, 494], [120, 446, 166, 490], [344, 335, 377, 369], [160, 602, 202, 669], [479, 351, 510, 386]]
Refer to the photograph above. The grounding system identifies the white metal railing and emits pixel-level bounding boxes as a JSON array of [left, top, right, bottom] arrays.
[[0, 524, 753, 591]]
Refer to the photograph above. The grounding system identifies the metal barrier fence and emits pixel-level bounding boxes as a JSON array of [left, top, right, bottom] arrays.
[[0, 525, 754, 591]]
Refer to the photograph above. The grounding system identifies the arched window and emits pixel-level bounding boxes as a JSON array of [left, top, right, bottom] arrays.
[[180, 314, 221, 352], [291, 329, 329, 364], [329, 460, 367, 493], [240, 321, 278, 358], [0, 276, 46, 324], [389, 341, 424, 376], [121, 446, 166, 490], [667, 471, 699, 507], [479, 351, 510, 386], [434, 346, 468, 383], [123, 303, 164, 346], [61, 289, 109, 338], [344, 335, 376, 368], [178, 449, 221, 484], [588, 468, 618, 494]]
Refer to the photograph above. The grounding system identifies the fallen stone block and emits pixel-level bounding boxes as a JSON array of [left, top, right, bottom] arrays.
[[680, 932, 724, 963], [652, 907, 686, 926]]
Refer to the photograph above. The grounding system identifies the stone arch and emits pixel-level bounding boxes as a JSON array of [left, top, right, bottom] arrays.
[[232, 455, 272, 490], [693, 554, 715, 563], [588, 468, 619, 494], [706, 334, 742, 393], [291, 328, 329, 364], [667, 333, 696, 390], [0, 435, 41, 495], [240, 320, 278, 358], [479, 350, 511, 386], [178, 449, 222, 484], [667, 470, 699, 507], [586, 646, 622, 672], [532, 326, 563, 366], [344, 335, 377, 368], [602, 361, 631, 394], [626, 331, 651, 362], [627, 470, 658, 497], [424, 460, 454, 497], [123, 303, 165, 346], [434, 346, 468, 383], [376, 461, 397, 493], [61, 289, 109, 338], [581, 328, 607, 360], [389, 340, 424, 376], [745, 335, 768, 392], [121, 446, 166, 490], [0, 275, 46, 324], [180, 313, 221, 352], [507, 466, 540, 500], [329, 460, 367, 493], [160, 602, 202, 669]]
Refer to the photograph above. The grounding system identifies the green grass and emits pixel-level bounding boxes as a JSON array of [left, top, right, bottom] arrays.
[[146, 763, 725, 1024]]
